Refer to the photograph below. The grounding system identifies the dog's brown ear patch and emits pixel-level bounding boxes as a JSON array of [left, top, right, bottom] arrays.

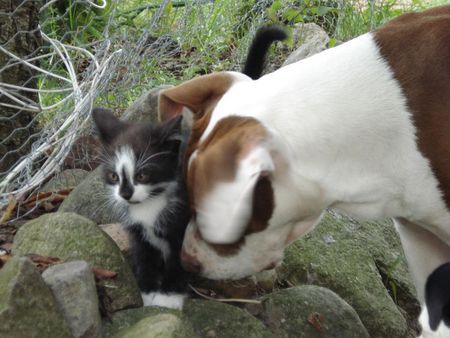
[[158, 72, 234, 122]]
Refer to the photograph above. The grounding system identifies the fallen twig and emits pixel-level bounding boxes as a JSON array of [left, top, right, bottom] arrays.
[[189, 285, 261, 304]]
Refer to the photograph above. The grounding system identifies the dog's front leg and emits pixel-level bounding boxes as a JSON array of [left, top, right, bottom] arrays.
[[394, 218, 450, 337]]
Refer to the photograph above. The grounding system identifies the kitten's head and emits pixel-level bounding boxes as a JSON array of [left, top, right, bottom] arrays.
[[92, 107, 183, 205]]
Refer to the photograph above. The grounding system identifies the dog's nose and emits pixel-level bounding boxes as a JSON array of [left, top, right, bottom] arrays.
[[180, 250, 202, 273]]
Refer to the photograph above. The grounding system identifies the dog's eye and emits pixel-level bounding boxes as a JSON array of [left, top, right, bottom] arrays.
[[108, 172, 119, 183], [135, 172, 149, 183]]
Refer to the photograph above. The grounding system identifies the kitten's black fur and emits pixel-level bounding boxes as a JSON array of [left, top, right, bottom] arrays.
[[425, 262, 450, 331], [242, 26, 287, 80], [93, 109, 190, 301], [91, 25, 286, 306]]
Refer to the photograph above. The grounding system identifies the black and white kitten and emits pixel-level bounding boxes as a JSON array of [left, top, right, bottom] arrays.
[[93, 109, 190, 309], [91, 25, 286, 309]]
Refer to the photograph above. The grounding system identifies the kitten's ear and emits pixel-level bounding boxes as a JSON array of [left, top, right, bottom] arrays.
[[160, 115, 184, 143], [92, 107, 125, 144]]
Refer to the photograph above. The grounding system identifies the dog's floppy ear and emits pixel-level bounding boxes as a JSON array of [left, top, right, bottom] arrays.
[[158, 72, 234, 122], [196, 146, 275, 244]]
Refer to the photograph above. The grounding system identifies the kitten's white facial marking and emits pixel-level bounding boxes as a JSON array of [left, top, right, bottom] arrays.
[[113, 146, 152, 204], [115, 146, 135, 181], [141, 292, 186, 310]]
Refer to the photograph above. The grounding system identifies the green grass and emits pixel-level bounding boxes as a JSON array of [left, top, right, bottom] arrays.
[[38, 0, 443, 118]]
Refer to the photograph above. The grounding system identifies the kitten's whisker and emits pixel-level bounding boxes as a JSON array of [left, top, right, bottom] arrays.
[[136, 141, 153, 167], [137, 151, 172, 167]]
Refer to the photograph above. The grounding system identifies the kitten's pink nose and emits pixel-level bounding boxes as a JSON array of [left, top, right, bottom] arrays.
[[180, 250, 202, 273]]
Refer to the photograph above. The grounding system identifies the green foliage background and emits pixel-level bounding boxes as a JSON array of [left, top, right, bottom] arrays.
[[38, 0, 445, 117]]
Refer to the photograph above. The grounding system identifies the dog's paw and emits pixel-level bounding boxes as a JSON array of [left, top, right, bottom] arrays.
[[141, 292, 186, 310]]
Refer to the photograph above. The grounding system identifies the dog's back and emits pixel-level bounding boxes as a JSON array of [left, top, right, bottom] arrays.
[[375, 6, 450, 209]]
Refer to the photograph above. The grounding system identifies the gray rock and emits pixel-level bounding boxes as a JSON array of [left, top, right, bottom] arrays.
[[124, 84, 193, 130], [184, 299, 274, 338], [278, 211, 420, 338], [113, 313, 197, 338], [12, 212, 142, 313], [100, 223, 130, 255], [123, 85, 173, 123], [59, 166, 120, 224], [103, 306, 176, 337], [261, 285, 369, 338], [104, 300, 273, 338], [42, 260, 102, 338], [283, 23, 330, 66], [192, 275, 258, 300], [41, 168, 89, 192], [0, 256, 72, 338]]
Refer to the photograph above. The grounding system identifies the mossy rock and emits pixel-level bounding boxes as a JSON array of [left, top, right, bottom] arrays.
[[0, 257, 72, 338], [105, 300, 273, 338], [40, 169, 89, 192], [113, 313, 197, 338], [58, 166, 119, 224], [261, 285, 369, 337], [278, 211, 420, 337], [103, 306, 177, 336], [12, 212, 142, 312], [183, 299, 273, 338]]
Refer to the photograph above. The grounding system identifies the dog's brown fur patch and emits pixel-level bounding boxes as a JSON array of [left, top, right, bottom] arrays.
[[375, 5, 450, 209], [189, 116, 275, 256], [159, 72, 234, 162], [189, 116, 269, 208]]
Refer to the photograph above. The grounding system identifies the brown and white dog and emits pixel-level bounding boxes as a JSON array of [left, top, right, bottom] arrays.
[[159, 6, 450, 336]]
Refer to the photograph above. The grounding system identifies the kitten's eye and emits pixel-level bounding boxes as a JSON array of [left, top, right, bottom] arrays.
[[108, 172, 119, 183], [135, 172, 149, 183]]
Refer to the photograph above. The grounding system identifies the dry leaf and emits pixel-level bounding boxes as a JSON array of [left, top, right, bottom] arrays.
[[92, 267, 117, 279], [27, 254, 63, 272], [23, 189, 72, 209], [0, 254, 11, 268], [307, 312, 324, 332], [0, 197, 18, 224]]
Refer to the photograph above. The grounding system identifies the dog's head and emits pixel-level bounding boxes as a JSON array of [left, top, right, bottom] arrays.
[[159, 72, 321, 279]]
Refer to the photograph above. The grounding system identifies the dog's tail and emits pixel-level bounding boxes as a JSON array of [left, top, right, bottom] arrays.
[[425, 262, 450, 331], [242, 26, 287, 80]]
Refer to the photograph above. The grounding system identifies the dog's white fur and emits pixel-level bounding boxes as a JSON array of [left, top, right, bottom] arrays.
[[161, 23, 450, 336], [183, 33, 450, 284], [176, 33, 450, 338]]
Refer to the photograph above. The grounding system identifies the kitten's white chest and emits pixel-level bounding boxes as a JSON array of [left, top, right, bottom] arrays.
[[128, 195, 167, 225], [128, 194, 171, 260]]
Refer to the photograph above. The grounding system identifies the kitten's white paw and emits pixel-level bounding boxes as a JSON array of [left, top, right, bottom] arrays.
[[141, 292, 156, 306], [141, 292, 186, 310]]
